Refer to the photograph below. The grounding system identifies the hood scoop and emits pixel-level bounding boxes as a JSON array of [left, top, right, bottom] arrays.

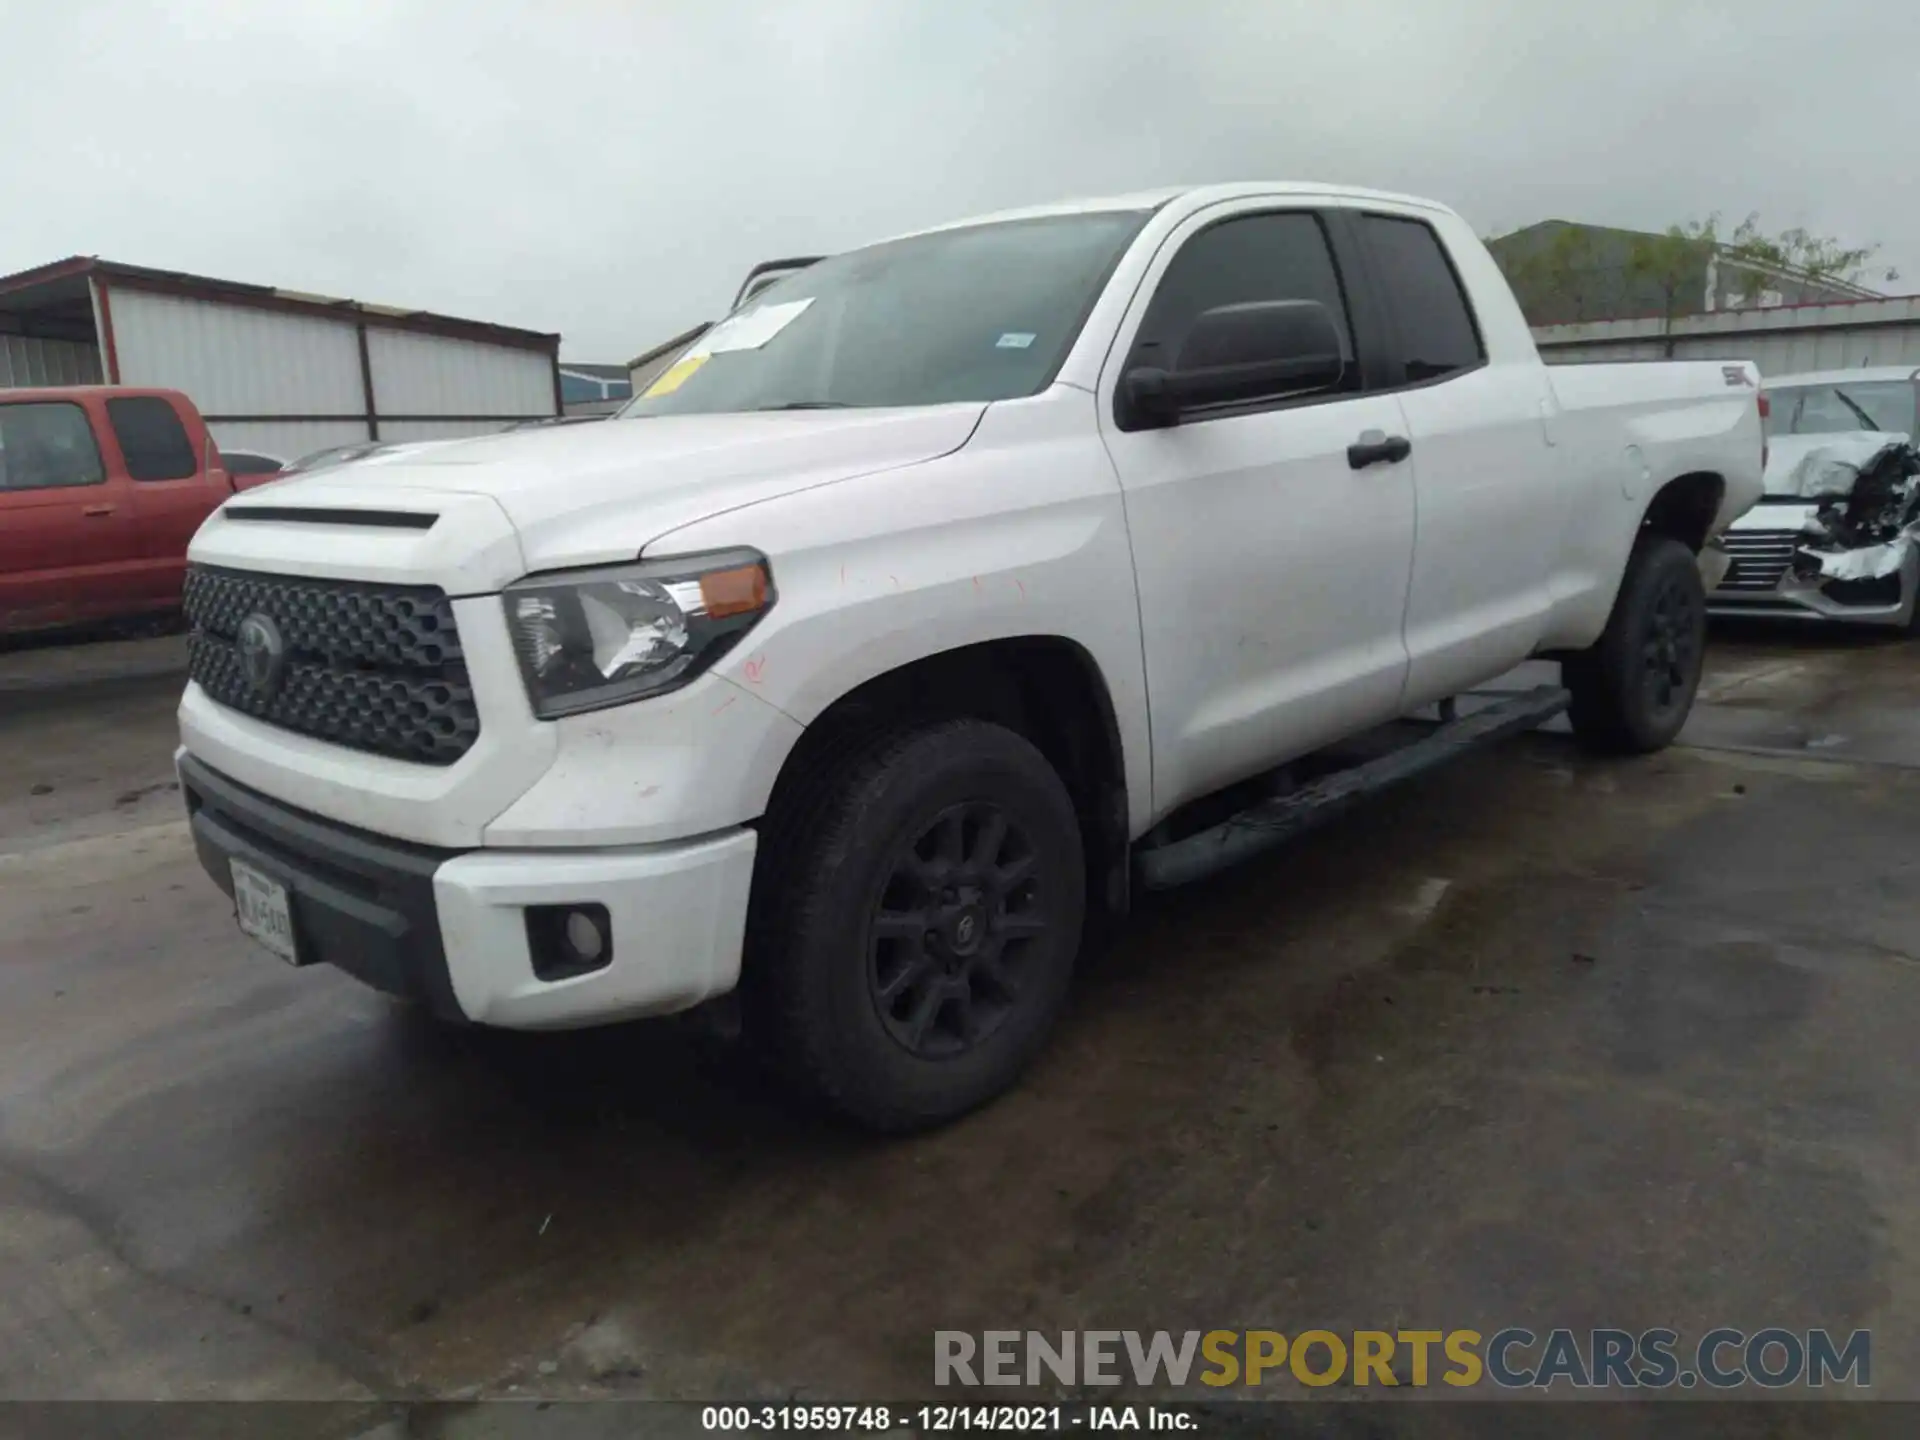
[[223, 505, 439, 531]]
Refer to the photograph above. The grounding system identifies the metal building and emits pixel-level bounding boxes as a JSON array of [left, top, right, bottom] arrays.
[[1535, 294, 1920, 374], [557, 362, 634, 417], [0, 256, 561, 462]]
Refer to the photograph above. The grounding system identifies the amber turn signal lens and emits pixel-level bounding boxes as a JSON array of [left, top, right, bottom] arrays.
[[699, 563, 769, 619]]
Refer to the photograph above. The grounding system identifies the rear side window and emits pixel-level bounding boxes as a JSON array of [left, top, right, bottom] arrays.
[[107, 396, 198, 481], [1360, 215, 1484, 384], [0, 402, 106, 492], [1130, 212, 1356, 379]]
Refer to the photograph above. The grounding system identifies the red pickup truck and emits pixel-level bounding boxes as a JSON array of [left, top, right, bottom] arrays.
[[0, 386, 271, 637]]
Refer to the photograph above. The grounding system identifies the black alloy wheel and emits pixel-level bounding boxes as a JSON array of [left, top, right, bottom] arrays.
[[1641, 565, 1704, 721], [867, 801, 1047, 1060], [1565, 533, 1708, 754], [745, 718, 1086, 1131]]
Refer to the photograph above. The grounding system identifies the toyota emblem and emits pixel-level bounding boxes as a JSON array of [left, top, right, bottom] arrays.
[[236, 613, 288, 698]]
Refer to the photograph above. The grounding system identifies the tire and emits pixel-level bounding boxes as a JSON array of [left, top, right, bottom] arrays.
[[745, 719, 1085, 1133], [1564, 533, 1707, 754]]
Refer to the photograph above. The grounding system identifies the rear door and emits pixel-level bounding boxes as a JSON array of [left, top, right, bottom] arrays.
[[0, 398, 144, 632], [1353, 210, 1566, 704], [1097, 203, 1418, 816], [106, 394, 230, 605]]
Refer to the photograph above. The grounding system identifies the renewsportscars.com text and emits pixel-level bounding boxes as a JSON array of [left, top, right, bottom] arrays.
[[935, 1328, 1870, 1390]]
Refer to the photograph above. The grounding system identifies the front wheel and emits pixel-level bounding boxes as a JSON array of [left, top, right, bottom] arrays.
[[1564, 533, 1707, 754], [746, 719, 1086, 1132]]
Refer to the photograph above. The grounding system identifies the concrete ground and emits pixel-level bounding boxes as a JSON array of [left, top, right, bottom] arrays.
[[3, 624, 1919, 1426]]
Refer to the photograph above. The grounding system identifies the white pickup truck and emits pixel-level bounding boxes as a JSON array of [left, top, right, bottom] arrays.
[[177, 183, 1764, 1130]]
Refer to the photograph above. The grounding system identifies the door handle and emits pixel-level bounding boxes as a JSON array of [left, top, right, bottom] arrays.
[[82, 505, 117, 517], [1347, 432, 1412, 470]]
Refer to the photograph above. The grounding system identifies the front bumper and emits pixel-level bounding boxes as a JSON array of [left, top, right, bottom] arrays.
[[1709, 569, 1916, 627], [1708, 527, 1919, 628], [180, 752, 757, 1030]]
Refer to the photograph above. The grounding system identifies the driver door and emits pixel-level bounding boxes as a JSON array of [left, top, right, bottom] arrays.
[[1097, 204, 1417, 820]]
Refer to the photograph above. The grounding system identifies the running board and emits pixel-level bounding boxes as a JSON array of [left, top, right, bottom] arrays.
[[1134, 685, 1571, 891]]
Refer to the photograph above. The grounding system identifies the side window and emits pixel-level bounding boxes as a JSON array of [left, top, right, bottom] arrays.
[[1129, 212, 1357, 388], [106, 396, 198, 481], [1359, 215, 1484, 384], [224, 452, 283, 476], [0, 402, 106, 492]]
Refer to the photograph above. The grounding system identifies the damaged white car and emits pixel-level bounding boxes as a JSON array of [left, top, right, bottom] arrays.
[[1711, 366, 1920, 628]]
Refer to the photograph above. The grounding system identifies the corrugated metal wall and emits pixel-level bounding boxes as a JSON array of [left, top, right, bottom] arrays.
[[0, 334, 102, 386], [378, 418, 518, 444], [366, 329, 554, 418], [111, 290, 364, 409], [103, 287, 555, 465], [110, 290, 368, 461], [1539, 330, 1920, 369], [212, 420, 368, 464], [1536, 296, 1920, 375]]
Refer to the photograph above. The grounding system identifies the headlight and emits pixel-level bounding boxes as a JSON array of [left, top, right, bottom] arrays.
[[503, 549, 774, 718]]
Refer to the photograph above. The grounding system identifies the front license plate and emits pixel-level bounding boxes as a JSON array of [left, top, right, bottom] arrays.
[[231, 859, 301, 965]]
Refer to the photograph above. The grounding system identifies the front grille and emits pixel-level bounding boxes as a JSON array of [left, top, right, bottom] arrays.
[[1716, 530, 1800, 594], [183, 565, 480, 765]]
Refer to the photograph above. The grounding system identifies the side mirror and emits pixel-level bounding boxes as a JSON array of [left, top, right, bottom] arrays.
[[1121, 300, 1346, 429]]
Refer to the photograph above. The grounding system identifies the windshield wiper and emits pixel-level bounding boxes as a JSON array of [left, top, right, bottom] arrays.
[[751, 401, 852, 411], [1831, 389, 1882, 431]]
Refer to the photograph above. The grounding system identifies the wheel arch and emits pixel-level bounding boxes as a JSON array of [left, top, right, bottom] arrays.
[[1640, 470, 1727, 553], [753, 635, 1133, 929]]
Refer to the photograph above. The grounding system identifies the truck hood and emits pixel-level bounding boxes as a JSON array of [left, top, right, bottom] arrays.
[[240, 405, 986, 575]]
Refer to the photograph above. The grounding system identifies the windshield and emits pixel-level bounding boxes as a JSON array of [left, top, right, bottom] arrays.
[[1764, 380, 1917, 438], [618, 211, 1151, 417]]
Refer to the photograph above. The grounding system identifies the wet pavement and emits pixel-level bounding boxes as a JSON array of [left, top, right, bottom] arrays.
[[2, 626, 1919, 1425]]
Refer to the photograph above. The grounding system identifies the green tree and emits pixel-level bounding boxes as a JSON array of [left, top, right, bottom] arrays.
[[1719, 214, 1886, 301], [1541, 224, 1605, 322], [1489, 224, 1608, 325], [1625, 217, 1722, 354], [1503, 214, 1889, 339]]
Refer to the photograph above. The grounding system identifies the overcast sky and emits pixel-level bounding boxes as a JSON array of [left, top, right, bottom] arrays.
[[6, 0, 1914, 362]]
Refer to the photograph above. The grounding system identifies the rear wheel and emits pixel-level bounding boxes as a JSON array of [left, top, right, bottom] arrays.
[[1564, 534, 1707, 754], [746, 719, 1085, 1132]]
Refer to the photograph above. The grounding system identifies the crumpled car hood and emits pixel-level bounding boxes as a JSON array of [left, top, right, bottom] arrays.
[[1764, 431, 1913, 497], [1776, 434, 1920, 584]]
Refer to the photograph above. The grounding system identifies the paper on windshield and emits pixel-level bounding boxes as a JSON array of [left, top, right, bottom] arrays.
[[700, 298, 815, 355], [639, 298, 816, 399]]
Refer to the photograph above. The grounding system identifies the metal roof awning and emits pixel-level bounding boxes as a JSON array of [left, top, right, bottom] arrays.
[[0, 256, 561, 354]]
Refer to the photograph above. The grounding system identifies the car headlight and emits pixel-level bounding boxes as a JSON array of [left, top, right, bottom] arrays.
[[503, 549, 774, 718]]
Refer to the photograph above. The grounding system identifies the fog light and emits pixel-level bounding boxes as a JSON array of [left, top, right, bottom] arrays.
[[527, 903, 613, 981], [564, 909, 604, 961]]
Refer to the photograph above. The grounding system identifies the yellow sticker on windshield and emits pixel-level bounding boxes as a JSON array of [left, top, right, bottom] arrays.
[[643, 354, 708, 398]]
